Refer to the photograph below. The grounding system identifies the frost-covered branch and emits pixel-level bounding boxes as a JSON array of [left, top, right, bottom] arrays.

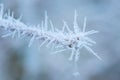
[[0, 4, 101, 62]]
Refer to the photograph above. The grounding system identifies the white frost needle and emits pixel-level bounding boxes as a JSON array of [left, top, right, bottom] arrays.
[[17, 14, 23, 21], [11, 11, 14, 18], [52, 49, 67, 54], [85, 37, 96, 44], [83, 41, 92, 46], [41, 21, 44, 33], [62, 23, 66, 32], [17, 30, 21, 38], [84, 45, 102, 60], [7, 9, 10, 17], [73, 10, 79, 33], [12, 30, 16, 38], [63, 20, 72, 33], [46, 39, 55, 47], [39, 38, 48, 48], [68, 48, 75, 61], [85, 30, 99, 36], [83, 17, 87, 33], [2, 33, 12, 38], [75, 50, 80, 62], [44, 11, 48, 30], [49, 20, 54, 32], [28, 34, 36, 47]]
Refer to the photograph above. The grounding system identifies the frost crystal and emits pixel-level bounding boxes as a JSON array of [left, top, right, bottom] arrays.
[[0, 4, 101, 62]]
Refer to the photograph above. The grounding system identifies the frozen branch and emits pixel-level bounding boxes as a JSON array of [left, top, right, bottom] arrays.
[[0, 4, 101, 62]]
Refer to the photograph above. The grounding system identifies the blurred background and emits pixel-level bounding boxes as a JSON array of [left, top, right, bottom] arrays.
[[0, 0, 120, 80]]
